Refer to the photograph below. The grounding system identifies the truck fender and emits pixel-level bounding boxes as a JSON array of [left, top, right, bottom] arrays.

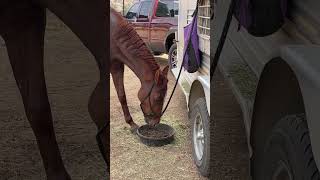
[[250, 45, 320, 169], [281, 45, 320, 168], [188, 76, 210, 115], [164, 27, 177, 53]]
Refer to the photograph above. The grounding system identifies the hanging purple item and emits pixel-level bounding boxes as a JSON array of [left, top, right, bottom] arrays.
[[234, 0, 288, 37], [182, 10, 201, 73]]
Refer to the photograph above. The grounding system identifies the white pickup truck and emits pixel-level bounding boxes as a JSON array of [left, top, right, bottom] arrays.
[[168, 0, 211, 176]]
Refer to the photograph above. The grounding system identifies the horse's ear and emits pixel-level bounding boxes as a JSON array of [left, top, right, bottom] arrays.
[[155, 69, 161, 85], [162, 65, 169, 77]]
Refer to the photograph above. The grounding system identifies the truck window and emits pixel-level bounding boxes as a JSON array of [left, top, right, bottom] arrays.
[[139, 1, 152, 18], [126, 3, 140, 19], [156, 0, 178, 17], [173, 1, 179, 16]]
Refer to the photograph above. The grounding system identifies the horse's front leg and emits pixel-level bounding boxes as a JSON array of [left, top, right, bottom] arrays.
[[39, 0, 110, 170], [1, 6, 70, 180], [110, 61, 139, 132], [88, 78, 109, 170]]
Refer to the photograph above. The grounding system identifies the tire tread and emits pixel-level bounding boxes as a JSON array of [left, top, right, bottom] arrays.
[[255, 114, 320, 180], [283, 114, 319, 180], [190, 97, 211, 177]]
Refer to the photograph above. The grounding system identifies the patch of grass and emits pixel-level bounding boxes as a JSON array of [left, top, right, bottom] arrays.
[[110, 64, 201, 180], [228, 63, 258, 100], [111, 111, 198, 180], [181, 81, 191, 94]]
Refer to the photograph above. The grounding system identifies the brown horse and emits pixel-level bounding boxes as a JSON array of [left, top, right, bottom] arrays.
[[110, 9, 169, 131], [0, 1, 108, 179]]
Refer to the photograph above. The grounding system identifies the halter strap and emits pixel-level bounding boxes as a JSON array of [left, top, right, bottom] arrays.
[[140, 81, 163, 118], [141, 82, 155, 103]]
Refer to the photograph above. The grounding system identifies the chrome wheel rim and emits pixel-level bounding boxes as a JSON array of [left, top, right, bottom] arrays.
[[193, 113, 205, 161], [170, 48, 177, 68]]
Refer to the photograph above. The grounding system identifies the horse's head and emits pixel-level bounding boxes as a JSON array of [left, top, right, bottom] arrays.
[[138, 66, 169, 126]]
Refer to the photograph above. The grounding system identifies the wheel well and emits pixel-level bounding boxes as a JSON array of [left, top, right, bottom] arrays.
[[250, 58, 306, 162], [165, 33, 175, 53], [188, 80, 205, 110]]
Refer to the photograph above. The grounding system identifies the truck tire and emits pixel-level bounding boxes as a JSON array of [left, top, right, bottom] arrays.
[[189, 97, 212, 177], [253, 114, 320, 180], [168, 43, 177, 70]]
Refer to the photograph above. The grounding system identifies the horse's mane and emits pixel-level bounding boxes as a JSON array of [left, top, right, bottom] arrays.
[[114, 13, 160, 72]]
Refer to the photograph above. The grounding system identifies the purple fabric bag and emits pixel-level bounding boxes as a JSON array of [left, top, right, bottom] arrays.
[[182, 10, 201, 73], [234, 0, 252, 29], [234, 0, 288, 37]]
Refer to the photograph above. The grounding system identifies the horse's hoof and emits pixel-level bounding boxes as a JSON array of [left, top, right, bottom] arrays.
[[130, 124, 139, 134]]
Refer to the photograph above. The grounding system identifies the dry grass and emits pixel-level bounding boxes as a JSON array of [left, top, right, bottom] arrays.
[[0, 12, 106, 179], [110, 56, 206, 180]]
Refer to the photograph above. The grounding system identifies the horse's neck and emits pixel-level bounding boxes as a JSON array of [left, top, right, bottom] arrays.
[[111, 14, 159, 85], [122, 54, 157, 84]]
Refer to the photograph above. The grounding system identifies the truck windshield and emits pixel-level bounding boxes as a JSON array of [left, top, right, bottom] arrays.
[[156, 0, 179, 17], [126, 3, 139, 19], [139, 1, 152, 18]]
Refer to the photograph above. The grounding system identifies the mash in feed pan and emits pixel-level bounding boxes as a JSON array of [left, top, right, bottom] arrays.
[[137, 123, 175, 146]]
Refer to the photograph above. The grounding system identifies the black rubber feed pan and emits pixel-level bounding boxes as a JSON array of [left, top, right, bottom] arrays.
[[137, 123, 175, 146]]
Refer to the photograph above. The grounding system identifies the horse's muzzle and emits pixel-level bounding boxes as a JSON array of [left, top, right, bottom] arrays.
[[144, 117, 160, 127]]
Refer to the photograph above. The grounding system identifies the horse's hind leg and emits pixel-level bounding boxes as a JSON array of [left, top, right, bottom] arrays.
[[1, 6, 70, 180], [110, 61, 139, 132]]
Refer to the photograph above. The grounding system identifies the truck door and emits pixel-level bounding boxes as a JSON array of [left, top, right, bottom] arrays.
[[150, 0, 178, 53]]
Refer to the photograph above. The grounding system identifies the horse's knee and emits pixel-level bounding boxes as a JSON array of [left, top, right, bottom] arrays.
[[88, 94, 101, 126], [88, 90, 96, 112], [88, 82, 107, 128]]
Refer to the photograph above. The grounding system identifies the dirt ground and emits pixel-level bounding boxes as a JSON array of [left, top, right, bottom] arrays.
[[0, 9, 249, 180], [110, 56, 250, 179], [0, 12, 106, 179], [110, 56, 207, 180]]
